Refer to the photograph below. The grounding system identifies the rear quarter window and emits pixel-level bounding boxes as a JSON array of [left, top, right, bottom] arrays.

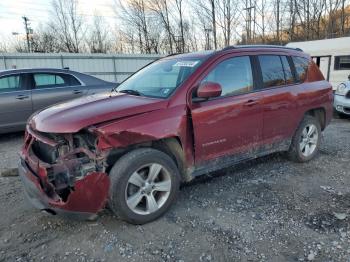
[[67, 74, 81, 86], [258, 55, 285, 88], [292, 56, 309, 82]]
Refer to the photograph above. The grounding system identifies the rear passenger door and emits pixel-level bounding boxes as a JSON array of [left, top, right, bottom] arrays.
[[31, 72, 87, 112], [256, 54, 300, 145], [0, 74, 32, 132]]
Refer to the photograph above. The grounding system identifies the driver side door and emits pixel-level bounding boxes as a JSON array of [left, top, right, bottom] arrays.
[[190, 55, 263, 166], [0, 73, 32, 133]]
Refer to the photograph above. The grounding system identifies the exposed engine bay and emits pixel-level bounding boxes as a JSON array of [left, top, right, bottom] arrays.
[[29, 130, 107, 202]]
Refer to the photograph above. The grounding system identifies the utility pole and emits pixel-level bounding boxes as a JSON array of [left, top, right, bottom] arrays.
[[174, 36, 183, 53], [204, 28, 212, 50], [22, 16, 31, 52]]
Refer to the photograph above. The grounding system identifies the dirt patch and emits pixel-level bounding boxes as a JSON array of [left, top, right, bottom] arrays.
[[1, 168, 19, 177]]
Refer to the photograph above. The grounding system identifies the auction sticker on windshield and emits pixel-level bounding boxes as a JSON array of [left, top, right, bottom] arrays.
[[173, 61, 199, 67]]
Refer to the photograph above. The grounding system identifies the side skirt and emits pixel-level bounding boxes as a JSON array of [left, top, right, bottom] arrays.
[[190, 139, 291, 178]]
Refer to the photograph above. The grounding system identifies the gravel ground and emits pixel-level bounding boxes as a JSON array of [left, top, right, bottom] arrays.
[[0, 119, 349, 262]]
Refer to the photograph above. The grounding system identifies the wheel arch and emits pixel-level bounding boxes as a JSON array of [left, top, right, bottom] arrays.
[[304, 107, 326, 130], [105, 136, 189, 182]]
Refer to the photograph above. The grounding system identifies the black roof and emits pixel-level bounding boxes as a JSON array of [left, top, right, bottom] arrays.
[[0, 68, 78, 74], [0, 68, 114, 85], [165, 45, 303, 61], [222, 45, 303, 52]]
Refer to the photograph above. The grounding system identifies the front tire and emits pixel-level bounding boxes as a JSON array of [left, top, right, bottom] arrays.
[[108, 148, 180, 224], [288, 115, 321, 162]]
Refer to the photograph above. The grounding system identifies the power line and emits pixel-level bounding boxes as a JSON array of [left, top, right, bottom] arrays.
[[0, 9, 49, 20], [0, 9, 119, 20], [0, 13, 47, 20], [5, 0, 115, 9], [0, 2, 118, 18]]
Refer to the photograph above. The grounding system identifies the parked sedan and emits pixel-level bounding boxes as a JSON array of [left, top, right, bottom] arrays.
[[0, 68, 117, 134], [334, 74, 350, 117]]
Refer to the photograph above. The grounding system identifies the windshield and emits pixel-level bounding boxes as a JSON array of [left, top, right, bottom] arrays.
[[117, 58, 203, 98]]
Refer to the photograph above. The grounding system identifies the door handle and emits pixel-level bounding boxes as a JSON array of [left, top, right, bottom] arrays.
[[244, 99, 259, 107], [72, 90, 83, 94], [16, 94, 29, 100]]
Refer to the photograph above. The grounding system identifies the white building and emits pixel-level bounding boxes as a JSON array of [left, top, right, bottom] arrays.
[[287, 37, 350, 89]]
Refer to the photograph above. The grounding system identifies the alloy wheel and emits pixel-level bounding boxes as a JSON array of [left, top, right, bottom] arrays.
[[299, 124, 318, 157], [125, 163, 172, 215]]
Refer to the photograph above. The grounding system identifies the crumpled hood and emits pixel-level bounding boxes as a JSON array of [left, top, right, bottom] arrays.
[[30, 92, 167, 133]]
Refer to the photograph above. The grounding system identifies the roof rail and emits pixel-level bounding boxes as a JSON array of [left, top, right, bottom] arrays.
[[222, 45, 303, 52]]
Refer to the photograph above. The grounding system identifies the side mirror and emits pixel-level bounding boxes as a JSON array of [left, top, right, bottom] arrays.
[[348, 74, 350, 81], [196, 81, 222, 99]]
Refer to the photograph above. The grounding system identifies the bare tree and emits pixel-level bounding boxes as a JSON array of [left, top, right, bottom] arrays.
[[50, 0, 85, 52], [117, 0, 154, 53], [325, 0, 342, 38], [256, 0, 267, 43], [148, 0, 174, 53], [193, 0, 218, 49], [275, 0, 281, 42], [210, 0, 218, 48], [87, 15, 111, 53], [0, 36, 9, 53], [216, 0, 240, 46], [31, 26, 59, 53], [174, 0, 185, 52], [340, 0, 347, 34], [288, 0, 296, 41], [4, 0, 350, 53]]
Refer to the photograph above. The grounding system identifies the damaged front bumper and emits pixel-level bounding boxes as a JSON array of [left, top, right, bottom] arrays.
[[19, 126, 110, 220]]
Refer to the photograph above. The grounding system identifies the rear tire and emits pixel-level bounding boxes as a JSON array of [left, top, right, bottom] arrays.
[[288, 115, 321, 163], [108, 148, 180, 224]]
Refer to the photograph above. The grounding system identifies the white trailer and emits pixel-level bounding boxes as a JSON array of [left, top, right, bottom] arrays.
[[287, 37, 350, 89]]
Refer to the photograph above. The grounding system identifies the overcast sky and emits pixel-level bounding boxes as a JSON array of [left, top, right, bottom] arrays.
[[0, 0, 117, 37]]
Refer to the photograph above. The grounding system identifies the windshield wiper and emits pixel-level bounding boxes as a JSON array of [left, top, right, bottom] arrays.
[[118, 89, 143, 96], [110, 84, 120, 93]]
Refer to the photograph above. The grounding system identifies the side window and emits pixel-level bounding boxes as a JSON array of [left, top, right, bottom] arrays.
[[334, 56, 350, 70], [34, 73, 67, 88], [292, 56, 309, 82], [281, 56, 294, 84], [0, 75, 21, 92], [258, 55, 285, 88], [202, 56, 253, 97], [67, 74, 81, 86]]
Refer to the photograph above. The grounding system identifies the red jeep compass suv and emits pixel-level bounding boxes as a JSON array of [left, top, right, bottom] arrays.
[[19, 46, 333, 224]]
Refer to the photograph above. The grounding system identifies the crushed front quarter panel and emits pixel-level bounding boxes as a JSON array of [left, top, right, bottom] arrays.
[[19, 127, 110, 218], [49, 172, 110, 213]]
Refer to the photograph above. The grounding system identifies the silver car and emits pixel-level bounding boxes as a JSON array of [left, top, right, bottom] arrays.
[[0, 68, 116, 134], [334, 74, 350, 118]]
